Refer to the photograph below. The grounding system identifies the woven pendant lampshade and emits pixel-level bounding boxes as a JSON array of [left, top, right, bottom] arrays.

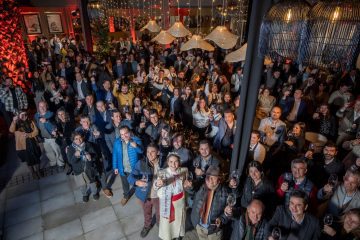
[[204, 26, 239, 49], [180, 35, 215, 52], [167, 21, 191, 38], [141, 20, 161, 32], [225, 43, 248, 62], [299, 0, 360, 69], [259, 0, 310, 61], [152, 30, 176, 45]]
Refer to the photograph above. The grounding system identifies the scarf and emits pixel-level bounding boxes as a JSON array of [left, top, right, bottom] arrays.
[[199, 187, 215, 224], [71, 142, 87, 161], [159, 168, 184, 221]]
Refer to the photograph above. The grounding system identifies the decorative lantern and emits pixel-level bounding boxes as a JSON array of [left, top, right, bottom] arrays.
[[151, 30, 175, 44], [141, 20, 161, 32], [259, 0, 310, 61], [205, 26, 239, 49], [180, 35, 215, 52], [300, 0, 360, 69], [225, 43, 248, 62], [167, 21, 191, 38]]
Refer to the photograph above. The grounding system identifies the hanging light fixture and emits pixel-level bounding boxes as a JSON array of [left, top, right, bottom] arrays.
[[141, 0, 161, 32], [205, 0, 239, 49], [299, 0, 360, 69], [141, 19, 161, 32], [152, 30, 175, 44], [225, 43, 247, 62], [258, 0, 310, 61], [181, 35, 215, 52], [167, 21, 191, 37], [205, 26, 239, 49], [167, 0, 191, 37]]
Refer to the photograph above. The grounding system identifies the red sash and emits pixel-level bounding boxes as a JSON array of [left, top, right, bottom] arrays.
[[169, 191, 184, 223]]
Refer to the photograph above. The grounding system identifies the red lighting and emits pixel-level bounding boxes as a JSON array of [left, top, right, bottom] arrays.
[[1, 0, 28, 88]]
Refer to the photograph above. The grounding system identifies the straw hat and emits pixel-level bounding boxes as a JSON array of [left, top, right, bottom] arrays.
[[305, 132, 328, 146]]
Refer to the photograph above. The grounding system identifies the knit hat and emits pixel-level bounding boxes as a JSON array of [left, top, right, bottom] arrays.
[[206, 166, 220, 177]]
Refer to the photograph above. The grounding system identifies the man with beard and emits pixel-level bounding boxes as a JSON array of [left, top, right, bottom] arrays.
[[308, 142, 344, 188]]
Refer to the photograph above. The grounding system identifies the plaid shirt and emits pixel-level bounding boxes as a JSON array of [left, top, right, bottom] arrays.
[[0, 86, 28, 112]]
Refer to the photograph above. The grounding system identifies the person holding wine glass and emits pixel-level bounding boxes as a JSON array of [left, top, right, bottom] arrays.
[[241, 161, 276, 217], [191, 166, 230, 240], [128, 143, 161, 238], [230, 199, 269, 240], [258, 106, 287, 148], [321, 208, 360, 240], [268, 190, 321, 240], [153, 153, 191, 240]]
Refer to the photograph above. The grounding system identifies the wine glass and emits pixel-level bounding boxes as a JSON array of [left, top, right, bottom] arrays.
[[328, 174, 338, 188], [227, 193, 237, 207], [230, 170, 240, 187], [141, 174, 148, 191], [308, 143, 315, 151], [323, 214, 333, 226], [271, 227, 281, 240], [193, 159, 200, 168], [187, 171, 194, 181]]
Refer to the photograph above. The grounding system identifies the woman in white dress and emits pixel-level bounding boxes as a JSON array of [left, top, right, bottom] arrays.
[[154, 153, 191, 240]]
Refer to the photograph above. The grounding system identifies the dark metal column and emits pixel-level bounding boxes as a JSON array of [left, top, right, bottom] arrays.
[[230, 0, 274, 174], [78, 0, 93, 52]]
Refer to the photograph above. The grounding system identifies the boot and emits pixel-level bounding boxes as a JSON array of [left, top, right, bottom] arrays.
[[33, 164, 41, 179], [28, 166, 39, 180]]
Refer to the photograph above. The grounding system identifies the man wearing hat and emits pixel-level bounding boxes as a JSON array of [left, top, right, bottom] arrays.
[[191, 166, 230, 240]]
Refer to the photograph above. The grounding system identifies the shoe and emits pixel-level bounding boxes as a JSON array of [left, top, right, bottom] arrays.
[[83, 195, 89, 202], [103, 189, 113, 198], [66, 168, 73, 175], [93, 193, 100, 201], [140, 227, 151, 238], [120, 197, 129, 206]]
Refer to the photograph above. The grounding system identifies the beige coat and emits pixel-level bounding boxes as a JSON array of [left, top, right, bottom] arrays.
[[9, 121, 39, 151]]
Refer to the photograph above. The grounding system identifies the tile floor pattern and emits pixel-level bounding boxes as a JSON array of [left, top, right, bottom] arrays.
[[1, 168, 199, 240]]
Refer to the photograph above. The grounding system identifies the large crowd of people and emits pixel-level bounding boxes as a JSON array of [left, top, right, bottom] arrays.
[[0, 32, 359, 240]]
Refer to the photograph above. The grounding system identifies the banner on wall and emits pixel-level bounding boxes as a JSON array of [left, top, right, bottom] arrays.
[[109, 16, 115, 33]]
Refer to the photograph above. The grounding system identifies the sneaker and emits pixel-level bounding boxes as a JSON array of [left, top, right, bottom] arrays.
[[83, 195, 89, 202], [103, 189, 113, 198], [140, 227, 151, 238], [120, 197, 129, 206], [93, 193, 100, 201]]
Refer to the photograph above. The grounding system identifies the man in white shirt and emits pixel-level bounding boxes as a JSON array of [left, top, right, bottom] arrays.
[[258, 106, 287, 147]]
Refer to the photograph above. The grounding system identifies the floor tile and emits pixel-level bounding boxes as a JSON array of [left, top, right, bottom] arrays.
[[81, 206, 117, 233], [5, 216, 43, 240], [44, 218, 83, 240], [6, 182, 39, 199], [5, 202, 41, 227], [41, 192, 75, 215], [84, 220, 125, 240], [42, 204, 79, 230], [118, 214, 143, 236], [22, 232, 44, 240], [39, 174, 68, 189], [5, 190, 40, 212], [40, 181, 72, 201], [112, 197, 142, 220]]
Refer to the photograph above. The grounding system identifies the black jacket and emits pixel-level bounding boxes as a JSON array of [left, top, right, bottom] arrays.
[[191, 184, 229, 234], [269, 205, 321, 240]]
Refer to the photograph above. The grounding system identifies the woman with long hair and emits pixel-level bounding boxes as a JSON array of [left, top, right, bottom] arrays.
[[322, 208, 360, 240], [192, 97, 211, 140], [311, 104, 337, 141], [9, 110, 42, 179]]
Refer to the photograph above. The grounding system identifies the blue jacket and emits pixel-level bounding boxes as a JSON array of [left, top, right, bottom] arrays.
[[128, 158, 156, 202], [34, 111, 56, 135], [213, 119, 236, 150], [112, 136, 143, 176]]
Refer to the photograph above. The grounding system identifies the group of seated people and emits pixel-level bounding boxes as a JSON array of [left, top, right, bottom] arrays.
[[0, 33, 359, 240]]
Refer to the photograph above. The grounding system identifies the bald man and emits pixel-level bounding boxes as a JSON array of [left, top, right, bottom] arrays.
[[230, 199, 269, 240]]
